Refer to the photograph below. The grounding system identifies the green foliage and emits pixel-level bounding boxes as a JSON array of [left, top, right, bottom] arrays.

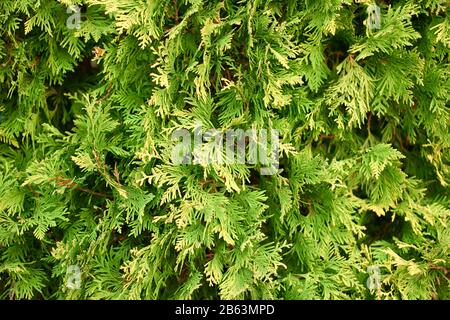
[[0, 0, 449, 300]]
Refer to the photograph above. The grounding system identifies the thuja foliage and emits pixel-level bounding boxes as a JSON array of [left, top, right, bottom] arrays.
[[0, 0, 449, 300]]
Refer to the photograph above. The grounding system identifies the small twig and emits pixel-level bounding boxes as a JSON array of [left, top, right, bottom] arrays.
[[98, 82, 113, 105], [319, 134, 335, 140], [49, 177, 113, 199], [367, 112, 372, 134], [199, 179, 215, 186], [75, 186, 113, 199], [429, 264, 449, 274], [393, 126, 406, 152], [26, 185, 40, 197], [114, 162, 121, 184], [173, 0, 179, 23]]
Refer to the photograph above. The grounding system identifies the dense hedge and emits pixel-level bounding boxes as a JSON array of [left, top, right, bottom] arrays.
[[0, 0, 449, 299]]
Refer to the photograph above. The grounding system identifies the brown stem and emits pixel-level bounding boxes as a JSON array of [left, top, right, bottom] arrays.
[[367, 112, 372, 134], [75, 186, 113, 199], [48, 177, 113, 199], [173, 0, 179, 23], [429, 264, 449, 274], [319, 134, 335, 140], [98, 82, 113, 104], [27, 185, 40, 197], [114, 162, 121, 184]]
